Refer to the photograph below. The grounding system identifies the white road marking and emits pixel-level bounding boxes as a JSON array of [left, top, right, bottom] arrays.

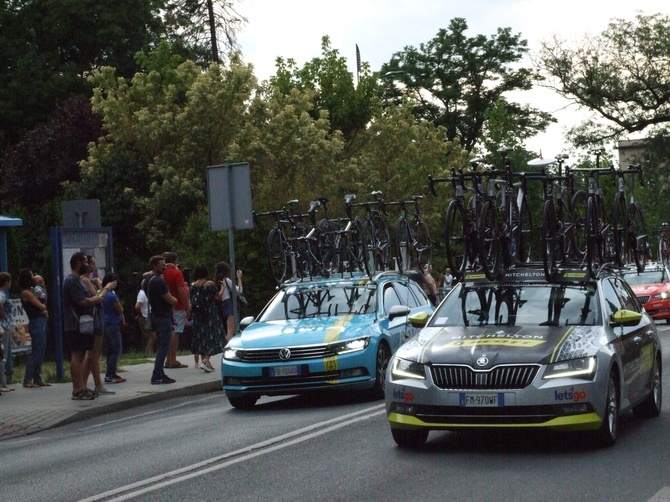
[[648, 487, 670, 502], [79, 403, 386, 502]]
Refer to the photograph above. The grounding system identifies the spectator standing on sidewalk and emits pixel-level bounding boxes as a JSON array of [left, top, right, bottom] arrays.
[[190, 264, 225, 372], [215, 261, 243, 343], [19, 268, 50, 388], [135, 286, 155, 353], [0, 272, 15, 393], [82, 255, 116, 395], [102, 272, 126, 388], [63, 252, 103, 400], [163, 252, 190, 368], [143, 255, 177, 384]]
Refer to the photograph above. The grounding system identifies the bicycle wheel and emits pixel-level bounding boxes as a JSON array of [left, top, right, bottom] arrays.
[[346, 218, 364, 272], [586, 197, 604, 278], [612, 192, 628, 267], [267, 229, 287, 284], [361, 219, 377, 276], [541, 199, 560, 280], [395, 219, 412, 273], [557, 197, 575, 260], [317, 219, 340, 275], [518, 196, 534, 263], [375, 217, 391, 271], [479, 200, 500, 280], [445, 200, 467, 276], [630, 203, 649, 272], [415, 220, 431, 267], [571, 190, 588, 261], [504, 195, 521, 265]]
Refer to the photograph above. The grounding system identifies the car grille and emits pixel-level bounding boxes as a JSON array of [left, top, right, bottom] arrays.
[[636, 295, 650, 304], [430, 364, 540, 390], [235, 345, 335, 363]]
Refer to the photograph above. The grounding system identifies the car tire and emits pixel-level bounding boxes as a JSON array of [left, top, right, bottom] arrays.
[[228, 396, 258, 410], [633, 355, 662, 418], [594, 372, 619, 447], [371, 342, 391, 400], [391, 428, 429, 448]]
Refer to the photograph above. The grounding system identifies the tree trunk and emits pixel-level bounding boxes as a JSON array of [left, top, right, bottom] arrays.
[[206, 0, 219, 63]]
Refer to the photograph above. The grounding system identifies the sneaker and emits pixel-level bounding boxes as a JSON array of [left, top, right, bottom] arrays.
[[111, 375, 127, 383], [201, 363, 213, 373], [104, 376, 114, 383], [151, 375, 176, 385]]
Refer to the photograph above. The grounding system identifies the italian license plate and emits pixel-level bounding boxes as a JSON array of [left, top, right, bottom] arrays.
[[459, 393, 504, 407], [269, 365, 300, 377]]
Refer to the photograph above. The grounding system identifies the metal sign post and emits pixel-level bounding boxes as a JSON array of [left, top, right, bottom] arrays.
[[207, 163, 253, 332]]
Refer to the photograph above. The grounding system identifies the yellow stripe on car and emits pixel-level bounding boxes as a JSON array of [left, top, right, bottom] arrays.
[[388, 411, 603, 430], [324, 315, 354, 383]]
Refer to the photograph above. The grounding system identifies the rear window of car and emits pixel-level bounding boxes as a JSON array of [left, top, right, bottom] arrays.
[[259, 283, 377, 321], [621, 269, 668, 285], [429, 282, 601, 327]]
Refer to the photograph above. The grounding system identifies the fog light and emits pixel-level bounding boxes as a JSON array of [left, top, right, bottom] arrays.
[[392, 402, 417, 415]]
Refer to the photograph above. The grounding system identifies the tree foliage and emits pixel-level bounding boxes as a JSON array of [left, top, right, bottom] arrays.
[[164, 0, 247, 64], [0, 0, 165, 149], [537, 12, 670, 146], [379, 17, 554, 153]]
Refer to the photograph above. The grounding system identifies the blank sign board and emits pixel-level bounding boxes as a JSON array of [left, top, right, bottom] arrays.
[[207, 163, 253, 231]]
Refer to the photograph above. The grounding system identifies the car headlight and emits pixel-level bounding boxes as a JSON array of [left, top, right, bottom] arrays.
[[543, 357, 596, 380], [391, 358, 426, 380], [330, 337, 370, 355], [651, 292, 670, 300], [223, 347, 244, 361]]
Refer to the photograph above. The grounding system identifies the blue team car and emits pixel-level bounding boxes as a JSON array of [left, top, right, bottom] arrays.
[[222, 272, 434, 409]]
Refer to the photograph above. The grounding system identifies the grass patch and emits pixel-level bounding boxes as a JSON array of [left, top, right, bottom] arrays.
[[8, 350, 191, 384]]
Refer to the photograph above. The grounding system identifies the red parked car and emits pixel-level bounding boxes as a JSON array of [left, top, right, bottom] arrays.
[[621, 263, 670, 324]]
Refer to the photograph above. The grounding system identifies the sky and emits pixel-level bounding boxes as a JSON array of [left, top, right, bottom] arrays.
[[234, 0, 667, 158]]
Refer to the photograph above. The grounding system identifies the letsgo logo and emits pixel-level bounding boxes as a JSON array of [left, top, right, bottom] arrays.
[[393, 388, 415, 403], [554, 386, 587, 402]]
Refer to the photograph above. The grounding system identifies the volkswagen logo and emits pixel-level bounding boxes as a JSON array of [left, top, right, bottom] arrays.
[[476, 356, 489, 367], [279, 348, 292, 361]]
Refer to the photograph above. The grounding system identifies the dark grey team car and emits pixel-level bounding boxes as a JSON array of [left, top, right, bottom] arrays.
[[385, 267, 662, 448]]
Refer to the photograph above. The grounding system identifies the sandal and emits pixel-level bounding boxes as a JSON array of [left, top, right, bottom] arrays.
[[71, 390, 96, 400], [36, 381, 52, 387], [23, 382, 40, 388]]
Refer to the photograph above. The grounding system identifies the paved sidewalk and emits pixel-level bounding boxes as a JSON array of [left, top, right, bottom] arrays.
[[0, 354, 223, 441]]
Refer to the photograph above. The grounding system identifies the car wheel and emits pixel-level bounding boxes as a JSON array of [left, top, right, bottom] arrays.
[[371, 342, 391, 400], [228, 396, 258, 410], [391, 428, 429, 448], [633, 355, 662, 418], [594, 372, 619, 447]]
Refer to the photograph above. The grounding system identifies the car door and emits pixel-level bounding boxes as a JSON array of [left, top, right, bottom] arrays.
[[612, 278, 656, 404]]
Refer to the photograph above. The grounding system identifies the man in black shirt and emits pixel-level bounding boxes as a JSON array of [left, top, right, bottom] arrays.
[[143, 255, 177, 384]]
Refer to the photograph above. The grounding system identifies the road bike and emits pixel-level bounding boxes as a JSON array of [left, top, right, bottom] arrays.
[[347, 191, 391, 276], [388, 195, 431, 273], [611, 164, 649, 271]]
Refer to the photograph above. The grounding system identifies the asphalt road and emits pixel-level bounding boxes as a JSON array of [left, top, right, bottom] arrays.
[[1, 330, 669, 502]]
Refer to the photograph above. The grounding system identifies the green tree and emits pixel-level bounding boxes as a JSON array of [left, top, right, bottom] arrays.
[[379, 17, 554, 153], [0, 0, 166, 149], [164, 0, 247, 63], [537, 12, 670, 147], [269, 36, 380, 146]]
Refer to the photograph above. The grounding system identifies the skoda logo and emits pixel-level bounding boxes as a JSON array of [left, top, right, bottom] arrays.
[[476, 356, 489, 367], [279, 348, 292, 361]]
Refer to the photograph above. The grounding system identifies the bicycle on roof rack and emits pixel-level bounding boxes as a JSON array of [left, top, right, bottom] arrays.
[[655, 223, 670, 266], [255, 200, 310, 285], [346, 191, 391, 276], [387, 195, 431, 273], [571, 148, 619, 278], [611, 163, 649, 272]]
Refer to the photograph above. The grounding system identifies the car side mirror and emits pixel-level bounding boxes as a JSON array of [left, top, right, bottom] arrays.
[[610, 309, 642, 327], [388, 305, 411, 321], [240, 315, 255, 330], [409, 311, 430, 328]]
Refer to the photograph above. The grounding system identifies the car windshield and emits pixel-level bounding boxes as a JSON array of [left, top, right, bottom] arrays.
[[621, 269, 668, 285], [259, 283, 378, 321], [429, 282, 601, 327]]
